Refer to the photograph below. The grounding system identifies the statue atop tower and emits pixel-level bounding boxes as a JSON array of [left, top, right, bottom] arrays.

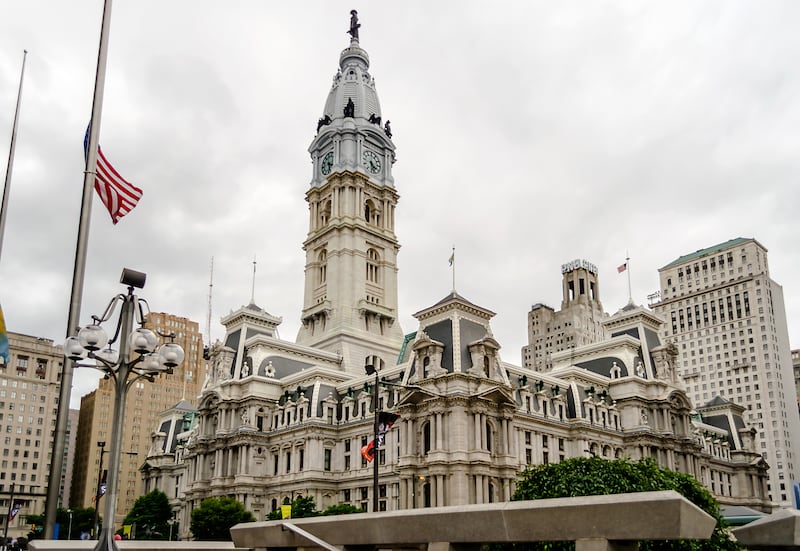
[[348, 9, 360, 41]]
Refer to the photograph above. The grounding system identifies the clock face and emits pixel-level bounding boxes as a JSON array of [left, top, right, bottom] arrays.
[[362, 150, 382, 174], [320, 151, 334, 176]]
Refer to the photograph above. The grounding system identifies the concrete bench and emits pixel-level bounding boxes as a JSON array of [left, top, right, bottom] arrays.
[[732, 509, 800, 551], [230, 490, 716, 551]]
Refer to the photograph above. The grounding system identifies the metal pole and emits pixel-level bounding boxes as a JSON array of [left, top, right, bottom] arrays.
[[3, 482, 15, 549], [92, 442, 106, 538], [46, 0, 115, 537], [67, 510, 73, 540], [0, 50, 28, 263], [372, 370, 379, 512], [94, 287, 134, 551]]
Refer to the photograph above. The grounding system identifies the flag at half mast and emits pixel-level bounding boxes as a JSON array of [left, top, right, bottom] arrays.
[[83, 127, 142, 224]]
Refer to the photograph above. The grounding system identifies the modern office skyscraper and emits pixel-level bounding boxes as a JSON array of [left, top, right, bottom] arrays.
[[653, 237, 800, 507]]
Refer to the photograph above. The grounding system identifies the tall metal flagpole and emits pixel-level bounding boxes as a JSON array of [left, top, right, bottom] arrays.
[[45, 0, 115, 537], [450, 246, 456, 292], [626, 251, 633, 305], [0, 50, 28, 264]]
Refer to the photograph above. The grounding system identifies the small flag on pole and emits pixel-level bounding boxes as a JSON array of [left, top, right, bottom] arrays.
[[0, 303, 8, 365], [98, 469, 107, 498], [617, 262, 627, 273], [448, 252, 454, 266], [361, 411, 400, 462], [8, 500, 21, 521], [83, 127, 142, 224]]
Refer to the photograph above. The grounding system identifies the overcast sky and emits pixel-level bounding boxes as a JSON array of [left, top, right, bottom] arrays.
[[1, 2, 799, 408]]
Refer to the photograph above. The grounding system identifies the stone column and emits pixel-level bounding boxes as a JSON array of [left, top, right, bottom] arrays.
[[436, 412, 443, 449]]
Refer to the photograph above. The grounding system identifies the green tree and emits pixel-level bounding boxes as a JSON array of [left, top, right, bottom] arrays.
[[321, 503, 364, 516], [27, 507, 96, 541], [509, 457, 741, 551], [122, 490, 172, 540], [267, 495, 320, 520], [190, 496, 255, 541]]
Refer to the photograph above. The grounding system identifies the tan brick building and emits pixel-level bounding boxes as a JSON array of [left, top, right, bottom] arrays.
[[0, 332, 64, 539]]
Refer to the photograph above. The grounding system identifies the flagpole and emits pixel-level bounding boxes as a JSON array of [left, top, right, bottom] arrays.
[[626, 251, 632, 305], [0, 50, 28, 264], [251, 255, 257, 304], [45, 0, 115, 538], [3, 482, 15, 545], [451, 245, 456, 292]]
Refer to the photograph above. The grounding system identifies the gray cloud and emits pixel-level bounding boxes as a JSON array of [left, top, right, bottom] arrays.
[[1, 2, 798, 407]]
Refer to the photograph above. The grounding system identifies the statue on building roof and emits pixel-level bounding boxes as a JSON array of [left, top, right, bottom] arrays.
[[348, 9, 360, 40], [344, 97, 355, 118]]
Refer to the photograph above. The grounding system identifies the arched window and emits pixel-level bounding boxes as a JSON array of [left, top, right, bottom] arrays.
[[366, 248, 380, 284], [483, 356, 490, 377], [488, 482, 495, 503], [485, 421, 492, 452], [318, 249, 327, 285], [422, 356, 430, 378]]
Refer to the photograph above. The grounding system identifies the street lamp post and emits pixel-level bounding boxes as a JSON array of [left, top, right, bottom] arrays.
[[67, 510, 73, 541], [64, 269, 184, 551], [365, 365, 379, 513], [92, 441, 106, 538]]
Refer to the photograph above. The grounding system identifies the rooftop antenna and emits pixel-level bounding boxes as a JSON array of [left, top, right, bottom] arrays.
[[250, 255, 257, 304], [206, 256, 214, 344]]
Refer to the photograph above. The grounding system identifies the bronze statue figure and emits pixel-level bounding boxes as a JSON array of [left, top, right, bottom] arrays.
[[384, 120, 392, 138], [344, 98, 355, 118], [316, 114, 332, 132], [348, 9, 360, 40]]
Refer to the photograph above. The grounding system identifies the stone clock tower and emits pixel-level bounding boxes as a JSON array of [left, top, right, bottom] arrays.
[[296, 12, 403, 373]]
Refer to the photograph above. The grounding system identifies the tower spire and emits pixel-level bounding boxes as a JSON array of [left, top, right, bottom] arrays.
[[297, 10, 402, 370]]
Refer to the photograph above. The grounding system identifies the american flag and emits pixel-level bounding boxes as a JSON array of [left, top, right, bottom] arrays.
[[8, 500, 21, 521], [83, 127, 143, 224]]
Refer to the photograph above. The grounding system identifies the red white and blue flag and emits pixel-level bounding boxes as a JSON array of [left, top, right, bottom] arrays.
[[361, 412, 400, 462], [83, 127, 142, 224], [8, 500, 21, 521]]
